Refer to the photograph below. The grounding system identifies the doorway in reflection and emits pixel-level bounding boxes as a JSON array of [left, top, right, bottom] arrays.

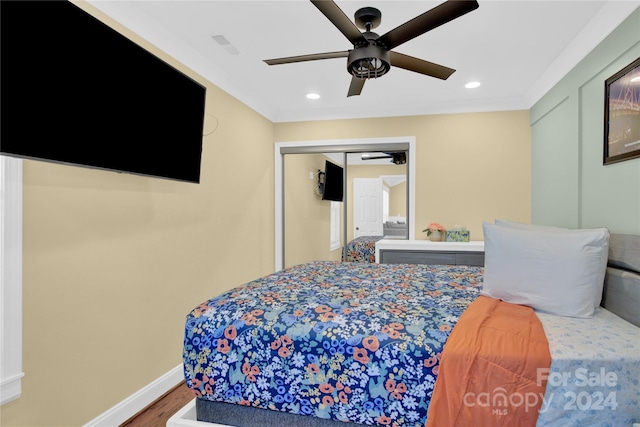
[[337, 152, 407, 242]]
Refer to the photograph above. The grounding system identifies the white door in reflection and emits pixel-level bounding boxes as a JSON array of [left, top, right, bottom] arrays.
[[353, 178, 383, 237]]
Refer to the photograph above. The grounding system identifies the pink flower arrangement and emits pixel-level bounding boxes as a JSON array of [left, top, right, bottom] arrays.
[[422, 222, 445, 236]]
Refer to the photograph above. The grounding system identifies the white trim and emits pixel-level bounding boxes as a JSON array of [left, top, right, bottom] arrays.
[[329, 201, 341, 251], [168, 400, 238, 427], [0, 373, 25, 405], [275, 136, 416, 271], [274, 146, 284, 271], [82, 364, 184, 427], [168, 399, 237, 427], [0, 156, 23, 406], [167, 400, 200, 427]]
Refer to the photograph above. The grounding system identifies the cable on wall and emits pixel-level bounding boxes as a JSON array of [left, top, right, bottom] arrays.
[[203, 113, 219, 136]]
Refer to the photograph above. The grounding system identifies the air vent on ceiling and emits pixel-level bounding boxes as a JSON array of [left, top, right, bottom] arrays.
[[211, 35, 240, 55]]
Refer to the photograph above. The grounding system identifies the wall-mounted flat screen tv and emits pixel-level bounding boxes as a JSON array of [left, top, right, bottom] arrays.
[[321, 160, 344, 202], [0, 0, 206, 183]]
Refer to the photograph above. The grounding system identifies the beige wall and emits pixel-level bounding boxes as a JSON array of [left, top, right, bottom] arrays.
[[275, 110, 531, 241], [389, 181, 407, 219], [1, 2, 275, 426], [284, 154, 342, 267]]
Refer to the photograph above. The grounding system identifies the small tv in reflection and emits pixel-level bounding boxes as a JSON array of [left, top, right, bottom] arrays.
[[321, 160, 344, 202]]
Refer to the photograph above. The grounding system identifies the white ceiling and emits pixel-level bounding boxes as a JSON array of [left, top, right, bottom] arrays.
[[88, 1, 639, 123]]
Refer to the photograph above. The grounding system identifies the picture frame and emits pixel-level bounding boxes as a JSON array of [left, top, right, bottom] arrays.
[[603, 57, 640, 165]]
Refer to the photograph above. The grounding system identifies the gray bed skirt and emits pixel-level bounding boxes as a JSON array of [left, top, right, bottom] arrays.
[[196, 399, 370, 427]]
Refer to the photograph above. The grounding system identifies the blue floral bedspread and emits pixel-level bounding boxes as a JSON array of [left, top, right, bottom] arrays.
[[343, 236, 384, 262], [183, 261, 483, 427]]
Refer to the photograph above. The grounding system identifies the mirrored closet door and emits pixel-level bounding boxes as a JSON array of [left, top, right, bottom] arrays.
[[281, 145, 409, 269]]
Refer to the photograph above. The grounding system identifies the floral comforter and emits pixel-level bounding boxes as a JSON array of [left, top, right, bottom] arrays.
[[343, 236, 384, 263], [183, 261, 483, 427]]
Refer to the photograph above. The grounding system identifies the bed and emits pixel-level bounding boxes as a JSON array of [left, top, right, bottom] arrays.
[[383, 220, 407, 238], [180, 227, 640, 427], [343, 220, 408, 263], [183, 261, 483, 427], [343, 236, 384, 262]]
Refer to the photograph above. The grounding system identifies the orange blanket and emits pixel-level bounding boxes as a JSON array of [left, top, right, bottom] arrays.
[[425, 296, 551, 427]]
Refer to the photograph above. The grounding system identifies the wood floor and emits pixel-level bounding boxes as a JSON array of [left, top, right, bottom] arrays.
[[120, 382, 194, 427]]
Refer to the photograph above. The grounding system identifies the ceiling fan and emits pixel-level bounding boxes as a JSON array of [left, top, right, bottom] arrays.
[[264, 0, 479, 97], [362, 152, 407, 165]]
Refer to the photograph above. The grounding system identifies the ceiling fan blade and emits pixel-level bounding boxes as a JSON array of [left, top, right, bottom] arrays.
[[377, 0, 479, 50], [264, 50, 349, 65], [347, 76, 366, 97], [311, 0, 369, 46], [389, 51, 455, 80], [362, 155, 392, 160]]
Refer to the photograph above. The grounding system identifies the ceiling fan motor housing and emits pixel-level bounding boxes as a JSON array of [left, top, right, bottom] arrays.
[[354, 7, 382, 30]]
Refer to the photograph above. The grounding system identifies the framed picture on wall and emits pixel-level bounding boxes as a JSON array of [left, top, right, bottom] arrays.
[[603, 57, 640, 165]]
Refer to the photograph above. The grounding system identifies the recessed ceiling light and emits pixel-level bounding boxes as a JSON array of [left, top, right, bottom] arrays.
[[306, 93, 321, 100], [631, 76, 640, 83], [465, 81, 481, 89]]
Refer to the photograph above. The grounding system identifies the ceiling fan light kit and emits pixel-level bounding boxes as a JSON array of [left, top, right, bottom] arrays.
[[263, 0, 479, 97], [347, 44, 390, 79]]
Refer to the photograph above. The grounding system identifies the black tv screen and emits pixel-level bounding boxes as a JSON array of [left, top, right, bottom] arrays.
[[322, 160, 344, 202], [0, 0, 206, 183]]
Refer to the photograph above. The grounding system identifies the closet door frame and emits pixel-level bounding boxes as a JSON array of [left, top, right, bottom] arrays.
[[275, 136, 415, 271]]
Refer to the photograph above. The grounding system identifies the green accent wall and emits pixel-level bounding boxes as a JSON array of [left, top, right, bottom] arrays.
[[530, 8, 640, 234]]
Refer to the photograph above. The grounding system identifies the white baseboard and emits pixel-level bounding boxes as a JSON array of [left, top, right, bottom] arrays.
[[83, 364, 184, 427]]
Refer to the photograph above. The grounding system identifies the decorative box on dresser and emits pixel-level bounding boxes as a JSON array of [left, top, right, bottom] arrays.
[[375, 240, 485, 266]]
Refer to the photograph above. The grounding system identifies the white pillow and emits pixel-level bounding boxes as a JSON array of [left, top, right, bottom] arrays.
[[493, 219, 610, 308], [482, 221, 610, 318]]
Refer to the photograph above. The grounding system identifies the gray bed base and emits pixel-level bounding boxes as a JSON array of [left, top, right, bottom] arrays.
[[601, 233, 640, 328], [196, 399, 369, 427], [195, 233, 640, 426]]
